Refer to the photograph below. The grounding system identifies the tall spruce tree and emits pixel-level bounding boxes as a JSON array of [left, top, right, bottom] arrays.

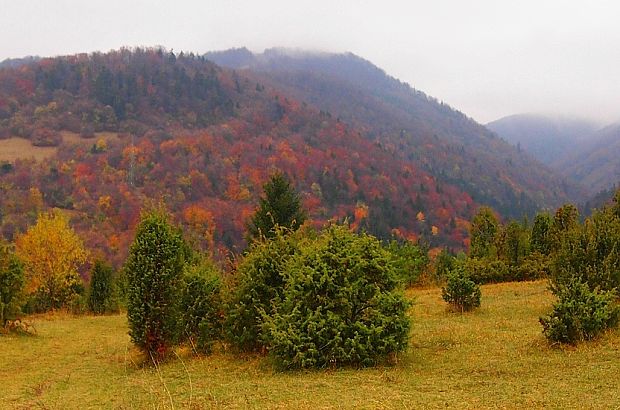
[[247, 172, 306, 241], [124, 209, 186, 358]]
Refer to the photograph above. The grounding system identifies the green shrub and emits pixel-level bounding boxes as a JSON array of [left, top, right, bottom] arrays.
[[225, 227, 303, 351], [465, 257, 509, 284], [550, 208, 620, 295], [385, 238, 428, 286], [540, 279, 619, 344], [124, 209, 186, 358], [0, 243, 24, 326], [180, 262, 222, 353], [509, 252, 550, 282], [261, 225, 410, 369], [442, 265, 481, 312], [88, 260, 118, 314], [433, 249, 456, 283]]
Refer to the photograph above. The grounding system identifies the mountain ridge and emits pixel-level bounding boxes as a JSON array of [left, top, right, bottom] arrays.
[[206, 47, 583, 217]]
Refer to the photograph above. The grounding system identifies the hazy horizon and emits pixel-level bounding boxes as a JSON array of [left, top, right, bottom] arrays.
[[2, 0, 618, 125]]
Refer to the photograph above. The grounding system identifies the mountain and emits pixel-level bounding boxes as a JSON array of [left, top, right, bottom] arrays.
[[205, 48, 582, 218], [486, 113, 620, 199], [554, 123, 620, 195], [0, 48, 477, 265], [486, 114, 599, 165]]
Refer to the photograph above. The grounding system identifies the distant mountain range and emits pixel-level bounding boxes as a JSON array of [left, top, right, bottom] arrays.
[[488, 113, 620, 198]]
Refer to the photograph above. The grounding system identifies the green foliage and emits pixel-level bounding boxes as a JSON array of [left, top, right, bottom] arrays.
[[531, 212, 552, 255], [442, 265, 481, 312], [434, 248, 456, 283], [0, 243, 24, 325], [261, 225, 410, 369], [464, 257, 509, 284], [226, 227, 303, 351], [385, 238, 428, 286], [550, 204, 579, 251], [124, 209, 186, 358], [247, 172, 306, 241], [550, 205, 620, 294], [503, 220, 529, 267], [180, 261, 223, 353], [88, 260, 118, 314], [511, 252, 550, 282], [469, 207, 499, 258], [540, 279, 619, 344]]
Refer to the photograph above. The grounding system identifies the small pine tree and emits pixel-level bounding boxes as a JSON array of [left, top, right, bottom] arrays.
[[124, 209, 186, 358], [88, 260, 116, 314], [442, 265, 481, 312], [247, 172, 306, 241], [540, 279, 619, 344]]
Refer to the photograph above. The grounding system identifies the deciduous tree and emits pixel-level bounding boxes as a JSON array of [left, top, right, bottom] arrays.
[[15, 210, 88, 310]]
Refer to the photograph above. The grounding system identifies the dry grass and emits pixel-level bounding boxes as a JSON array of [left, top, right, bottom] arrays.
[[0, 137, 58, 162], [1, 281, 619, 409], [0, 132, 119, 162]]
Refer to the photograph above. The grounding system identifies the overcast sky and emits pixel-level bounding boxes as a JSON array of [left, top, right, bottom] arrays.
[[1, 0, 618, 124]]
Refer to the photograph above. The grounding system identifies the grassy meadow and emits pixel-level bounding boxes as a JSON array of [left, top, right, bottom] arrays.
[[2, 280, 619, 409], [0, 132, 120, 162]]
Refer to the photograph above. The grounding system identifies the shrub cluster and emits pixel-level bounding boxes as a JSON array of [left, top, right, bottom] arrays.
[[441, 265, 481, 312], [539, 198, 620, 344], [225, 227, 302, 351], [225, 225, 411, 368], [540, 279, 619, 344], [260, 225, 410, 369]]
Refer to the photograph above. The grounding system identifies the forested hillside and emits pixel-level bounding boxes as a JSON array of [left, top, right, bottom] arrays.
[[0, 48, 476, 265], [205, 48, 582, 218]]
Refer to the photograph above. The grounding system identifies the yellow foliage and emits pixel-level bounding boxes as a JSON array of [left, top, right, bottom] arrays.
[[29, 187, 44, 211], [95, 138, 107, 152], [416, 211, 425, 222], [431, 226, 439, 236], [15, 210, 89, 297], [98, 195, 112, 212]]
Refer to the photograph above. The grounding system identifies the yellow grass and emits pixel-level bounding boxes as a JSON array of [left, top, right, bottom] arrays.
[[0, 132, 119, 162], [1, 281, 619, 409], [0, 137, 58, 162]]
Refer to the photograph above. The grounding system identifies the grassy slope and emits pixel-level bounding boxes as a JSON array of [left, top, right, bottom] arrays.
[[1, 281, 619, 409]]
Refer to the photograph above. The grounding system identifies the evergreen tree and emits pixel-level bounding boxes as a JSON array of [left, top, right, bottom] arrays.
[[469, 207, 499, 258], [124, 209, 186, 358], [247, 172, 306, 241], [504, 220, 529, 266], [531, 212, 552, 255], [88, 260, 116, 314]]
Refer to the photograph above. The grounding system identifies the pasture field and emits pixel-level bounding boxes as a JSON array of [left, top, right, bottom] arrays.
[[0, 132, 120, 162], [1, 281, 619, 409]]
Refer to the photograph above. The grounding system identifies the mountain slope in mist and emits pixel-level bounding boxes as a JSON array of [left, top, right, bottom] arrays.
[[486, 113, 599, 165], [206, 48, 583, 218]]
